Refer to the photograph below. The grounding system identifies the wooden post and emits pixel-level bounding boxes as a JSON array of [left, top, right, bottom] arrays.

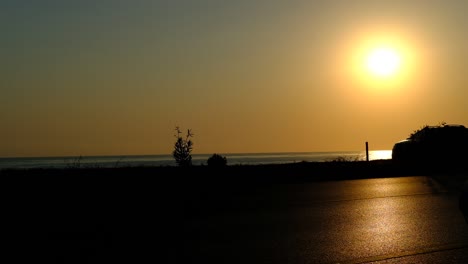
[[365, 141, 369, 162]]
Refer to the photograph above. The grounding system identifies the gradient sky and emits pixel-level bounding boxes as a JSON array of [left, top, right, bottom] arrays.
[[1, 0, 468, 157]]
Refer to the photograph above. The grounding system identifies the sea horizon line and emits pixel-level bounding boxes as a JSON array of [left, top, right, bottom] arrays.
[[0, 150, 392, 160]]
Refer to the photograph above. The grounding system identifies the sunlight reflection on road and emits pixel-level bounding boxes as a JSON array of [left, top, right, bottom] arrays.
[[343, 197, 411, 256]]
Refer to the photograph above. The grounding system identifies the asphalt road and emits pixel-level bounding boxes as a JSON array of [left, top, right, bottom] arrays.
[[181, 176, 468, 264]]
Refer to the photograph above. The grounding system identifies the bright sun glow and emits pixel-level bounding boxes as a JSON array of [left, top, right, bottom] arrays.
[[342, 31, 422, 94], [366, 47, 401, 77]]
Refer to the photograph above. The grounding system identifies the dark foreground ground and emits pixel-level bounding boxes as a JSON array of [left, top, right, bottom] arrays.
[[3, 160, 467, 263]]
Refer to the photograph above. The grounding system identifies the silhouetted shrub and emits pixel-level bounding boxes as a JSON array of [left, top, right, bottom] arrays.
[[392, 122, 468, 165], [207, 153, 227, 167], [327, 155, 362, 162], [173, 126, 194, 167], [64, 155, 83, 169]]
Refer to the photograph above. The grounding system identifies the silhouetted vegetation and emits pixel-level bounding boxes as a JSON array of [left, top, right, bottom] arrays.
[[207, 153, 227, 167], [64, 155, 83, 169], [392, 122, 468, 167], [408, 121, 446, 140], [327, 155, 362, 162], [173, 126, 194, 167]]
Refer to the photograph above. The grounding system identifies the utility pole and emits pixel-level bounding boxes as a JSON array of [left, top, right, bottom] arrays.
[[365, 141, 369, 162]]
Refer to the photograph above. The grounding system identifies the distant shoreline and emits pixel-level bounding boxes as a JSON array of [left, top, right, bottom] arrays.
[[2, 159, 466, 181], [0, 150, 392, 169]]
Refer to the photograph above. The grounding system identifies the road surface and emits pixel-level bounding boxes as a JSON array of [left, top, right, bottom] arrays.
[[181, 176, 468, 264]]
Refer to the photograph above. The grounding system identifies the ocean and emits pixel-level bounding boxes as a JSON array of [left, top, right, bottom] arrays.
[[0, 150, 392, 170]]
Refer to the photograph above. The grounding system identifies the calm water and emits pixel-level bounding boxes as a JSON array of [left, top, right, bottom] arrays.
[[0, 150, 391, 169]]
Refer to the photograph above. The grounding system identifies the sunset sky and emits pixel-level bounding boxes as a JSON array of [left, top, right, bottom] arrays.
[[1, 1, 468, 157]]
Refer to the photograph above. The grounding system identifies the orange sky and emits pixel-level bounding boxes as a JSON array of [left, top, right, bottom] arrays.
[[1, 1, 468, 157]]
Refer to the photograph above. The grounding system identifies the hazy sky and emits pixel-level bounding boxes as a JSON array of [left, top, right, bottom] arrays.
[[1, 0, 468, 157]]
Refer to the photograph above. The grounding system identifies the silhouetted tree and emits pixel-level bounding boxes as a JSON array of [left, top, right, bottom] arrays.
[[207, 153, 227, 167], [173, 126, 194, 167]]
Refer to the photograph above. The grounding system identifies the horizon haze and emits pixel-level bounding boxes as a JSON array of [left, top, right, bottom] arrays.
[[1, 1, 468, 158]]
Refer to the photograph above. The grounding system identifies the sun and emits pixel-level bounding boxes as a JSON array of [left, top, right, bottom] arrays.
[[366, 47, 401, 78], [343, 31, 421, 93]]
